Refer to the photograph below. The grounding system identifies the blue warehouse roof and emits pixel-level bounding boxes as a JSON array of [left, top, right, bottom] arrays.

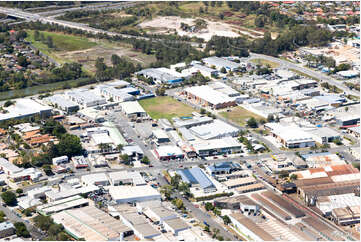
[[207, 161, 241, 173], [176, 167, 215, 190]]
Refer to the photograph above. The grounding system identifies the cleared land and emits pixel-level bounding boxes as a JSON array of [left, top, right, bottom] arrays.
[[220, 106, 264, 126], [26, 30, 156, 72], [288, 68, 319, 81], [139, 96, 195, 120], [250, 58, 280, 68]]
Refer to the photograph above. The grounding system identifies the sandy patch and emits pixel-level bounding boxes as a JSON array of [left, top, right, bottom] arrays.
[[138, 16, 240, 41]]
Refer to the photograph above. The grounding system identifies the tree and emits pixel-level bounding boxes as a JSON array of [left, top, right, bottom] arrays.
[[200, 108, 206, 115], [155, 87, 166, 96], [205, 202, 214, 211], [46, 36, 54, 48], [56, 134, 82, 158], [247, 117, 258, 128], [116, 144, 123, 152], [222, 215, 231, 225], [23, 208, 32, 217], [14, 222, 30, 238], [290, 174, 298, 181], [17, 55, 28, 67], [48, 223, 64, 237], [16, 188, 23, 194], [33, 215, 53, 231], [1, 191, 17, 206], [255, 16, 265, 28], [140, 156, 150, 165], [204, 225, 210, 232], [220, 67, 227, 74], [160, 185, 173, 200], [173, 198, 184, 209], [34, 30, 40, 41], [267, 114, 274, 122], [219, 13, 224, 20], [171, 174, 181, 188], [111, 54, 121, 66]]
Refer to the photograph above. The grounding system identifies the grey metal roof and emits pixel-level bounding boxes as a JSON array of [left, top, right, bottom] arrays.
[[176, 167, 215, 190]]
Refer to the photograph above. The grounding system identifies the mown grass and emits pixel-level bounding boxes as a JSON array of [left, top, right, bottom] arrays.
[[139, 96, 195, 120], [250, 58, 280, 68]]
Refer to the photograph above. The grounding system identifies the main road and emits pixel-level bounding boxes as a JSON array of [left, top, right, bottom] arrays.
[[248, 53, 360, 97]]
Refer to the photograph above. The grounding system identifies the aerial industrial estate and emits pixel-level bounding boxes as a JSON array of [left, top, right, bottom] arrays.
[[0, 1, 358, 242]]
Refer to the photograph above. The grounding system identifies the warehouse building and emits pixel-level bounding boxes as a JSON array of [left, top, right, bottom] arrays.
[[176, 167, 216, 193], [52, 155, 68, 166], [119, 101, 147, 118], [316, 193, 360, 217], [0, 222, 15, 239], [44, 94, 79, 113], [184, 85, 236, 109], [208, 82, 240, 97], [52, 206, 132, 240], [206, 162, 242, 176], [202, 56, 240, 72], [71, 155, 88, 169], [229, 213, 275, 241], [37, 195, 89, 216], [189, 119, 239, 140], [152, 129, 170, 143], [332, 206, 360, 226], [306, 127, 341, 144], [137, 68, 183, 84], [190, 137, 242, 157], [108, 171, 146, 186], [109, 185, 161, 204], [98, 86, 135, 103], [154, 145, 184, 160], [265, 123, 315, 148], [81, 173, 109, 186], [66, 89, 106, 108], [184, 63, 219, 78], [0, 98, 52, 122], [115, 205, 161, 240], [45, 185, 99, 202], [0, 157, 23, 175], [172, 116, 213, 129]]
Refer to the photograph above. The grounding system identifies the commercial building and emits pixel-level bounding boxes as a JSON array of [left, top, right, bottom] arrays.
[[0, 98, 52, 122], [45, 185, 99, 202], [190, 137, 242, 157], [229, 213, 275, 241], [202, 56, 240, 72], [109, 185, 161, 204], [172, 116, 213, 129], [224, 176, 257, 189], [316, 193, 360, 217], [52, 155, 68, 166], [71, 156, 88, 169], [115, 205, 161, 240], [163, 218, 190, 236], [152, 129, 170, 143], [37, 195, 89, 216], [206, 162, 242, 176], [185, 63, 218, 78], [176, 167, 216, 193], [154, 145, 184, 160], [332, 206, 360, 225], [108, 171, 146, 186], [189, 119, 239, 140], [208, 82, 240, 97], [52, 206, 132, 241], [66, 89, 106, 108], [97, 86, 137, 102], [137, 68, 183, 84], [44, 94, 79, 113], [0, 158, 23, 175], [306, 127, 341, 144], [81, 173, 109, 186], [27, 186, 52, 199], [0, 222, 15, 239], [183, 85, 236, 109], [301, 152, 346, 168], [265, 123, 315, 148], [119, 101, 147, 118]]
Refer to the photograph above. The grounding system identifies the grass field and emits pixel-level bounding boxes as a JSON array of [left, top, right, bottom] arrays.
[[220, 106, 264, 126], [26, 30, 97, 52], [250, 58, 280, 68], [139, 96, 195, 120]]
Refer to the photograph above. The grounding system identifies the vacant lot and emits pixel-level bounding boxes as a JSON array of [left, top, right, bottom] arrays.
[[220, 106, 264, 126], [26, 30, 97, 52], [26, 30, 156, 72], [139, 96, 195, 120], [250, 58, 280, 68]]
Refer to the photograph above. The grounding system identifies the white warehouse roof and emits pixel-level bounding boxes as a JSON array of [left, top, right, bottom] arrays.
[[189, 119, 239, 140], [184, 85, 234, 105], [120, 101, 146, 115], [109, 185, 161, 203]]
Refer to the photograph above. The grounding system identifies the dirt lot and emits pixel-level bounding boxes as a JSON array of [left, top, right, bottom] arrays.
[[139, 16, 245, 41], [56, 41, 156, 73]]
